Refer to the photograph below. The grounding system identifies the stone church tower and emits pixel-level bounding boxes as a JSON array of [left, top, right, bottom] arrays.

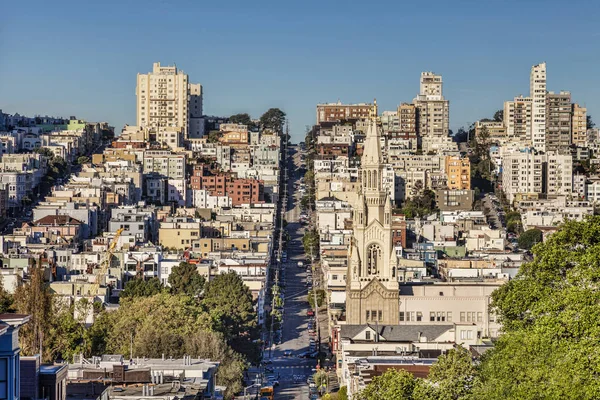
[[346, 101, 400, 325]]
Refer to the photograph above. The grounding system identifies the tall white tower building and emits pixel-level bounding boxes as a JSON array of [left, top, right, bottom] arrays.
[[530, 62, 547, 152], [413, 72, 452, 153], [136, 62, 203, 140]]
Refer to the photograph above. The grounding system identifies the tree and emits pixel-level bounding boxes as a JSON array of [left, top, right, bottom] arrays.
[[308, 289, 326, 309], [337, 386, 349, 400], [357, 369, 418, 400], [86, 293, 244, 399], [207, 130, 221, 143], [13, 261, 53, 360], [493, 109, 504, 122], [168, 262, 205, 296], [77, 156, 90, 165], [427, 345, 477, 399], [0, 275, 14, 313], [121, 277, 164, 298], [517, 228, 542, 250], [229, 113, 252, 126], [587, 114, 595, 130], [452, 127, 469, 143], [260, 108, 286, 133], [202, 272, 258, 360], [475, 217, 600, 398]]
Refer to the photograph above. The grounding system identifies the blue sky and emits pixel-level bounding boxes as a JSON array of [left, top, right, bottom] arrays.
[[2, 0, 599, 142]]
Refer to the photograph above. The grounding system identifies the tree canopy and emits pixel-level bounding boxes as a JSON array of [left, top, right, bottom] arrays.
[[202, 272, 258, 361], [260, 108, 286, 133], [229, 113, 253, 127], [168, 262, 205, 296], [517, 228, 542, 250], [477, 216, 600, 398], [121, 277, 164, 298]]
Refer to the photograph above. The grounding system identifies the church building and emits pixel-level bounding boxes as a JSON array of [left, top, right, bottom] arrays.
[[346, 102, 400, 325]]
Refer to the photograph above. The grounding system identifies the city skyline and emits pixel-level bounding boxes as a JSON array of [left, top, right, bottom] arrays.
[[2, 0, 600, 141]]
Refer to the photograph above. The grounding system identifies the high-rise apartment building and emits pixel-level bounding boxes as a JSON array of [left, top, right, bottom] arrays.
[[445, 156, 471, 190], [504, 96, 533, 145], [571, 103, 587, 147], [501, 151, 544, 202], [316, 102, 373, 124], [501, 150, 573, 202], [530, 62, 547, 152], [136, 62, 203, 139], [546, 91, 572, 152], [413, 72, 451, 152]]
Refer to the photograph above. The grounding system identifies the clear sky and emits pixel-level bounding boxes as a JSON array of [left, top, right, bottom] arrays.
[[2, 0, 599, 142]]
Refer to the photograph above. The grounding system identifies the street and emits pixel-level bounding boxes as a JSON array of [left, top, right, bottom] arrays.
[[270, 146, 316, 399], [241, 146, 316, 400]]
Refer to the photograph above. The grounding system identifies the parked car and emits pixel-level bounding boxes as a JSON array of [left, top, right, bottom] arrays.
[[307, 310, 315, 317], [283, 350, 293, 357]]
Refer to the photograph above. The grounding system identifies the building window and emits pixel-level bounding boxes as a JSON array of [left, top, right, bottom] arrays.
[[416, 312, 422, 322], [366, 311, 370, 321], [399, 312, 405, 321], [460, 312, 466, 322], [378, 310, 382, 321], [447, 312, 452, 322], [477, 312, 483, 322], [430, 312, 435, 322], [365, 331, 371, 340]]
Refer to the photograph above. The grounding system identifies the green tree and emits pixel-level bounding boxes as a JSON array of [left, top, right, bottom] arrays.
[[302, 228, 319, 257], [168, 262, 205, 296], [337, 386, 349, 400], [13, 262, 53, 360], [427, 346, 477, 400], [475, 217, 600, 399], [77, 156, 90, 165], [202, 272, 258, 359], [207, 130, 221, 143], [0, 275, 13, 313], [121, 277, 164, 298], [517, 228, 542, 250], [308, 289, 326, 309], [260, 108, 286, 133], [229, 113, 252, 126], [587, 114, 595, 130], [357, 369, 418, 400], [493, 109, 504, 122]]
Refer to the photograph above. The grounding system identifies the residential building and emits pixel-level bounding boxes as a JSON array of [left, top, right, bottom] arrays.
[[412, 72, 452, 152], [501, 151, 544, 203], [316, 102, 373, 124], [530, 62, 547, 152], [136, 62, 203, 139], [503, 95, 532, 145], [474, 121, 508, 145], [546, 91, 572, 152], [572, 103, 587, 147], [0, 314, 31, 400], [444, 156, 470, 190]]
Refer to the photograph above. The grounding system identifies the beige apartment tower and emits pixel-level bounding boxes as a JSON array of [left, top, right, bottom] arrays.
[[572, 104, 587, 147], [413, 72, 451, 152], [346, 104, 400, 325], [136, 62, 203, 139], [530, 62, 547, 152]]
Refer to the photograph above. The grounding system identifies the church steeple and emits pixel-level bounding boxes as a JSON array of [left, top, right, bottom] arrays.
[[347, 98, 400, 326]]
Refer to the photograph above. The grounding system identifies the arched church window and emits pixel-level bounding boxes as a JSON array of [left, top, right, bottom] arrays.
[[367, 244, 382, 275], [392, 267, 396, 278]]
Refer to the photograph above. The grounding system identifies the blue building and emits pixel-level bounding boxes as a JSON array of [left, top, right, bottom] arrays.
[[0, 314, 30, 400]]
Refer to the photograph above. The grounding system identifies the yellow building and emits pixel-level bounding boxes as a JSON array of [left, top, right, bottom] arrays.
[[445, 156, 471, 190], [158, 221, 202, 250]]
